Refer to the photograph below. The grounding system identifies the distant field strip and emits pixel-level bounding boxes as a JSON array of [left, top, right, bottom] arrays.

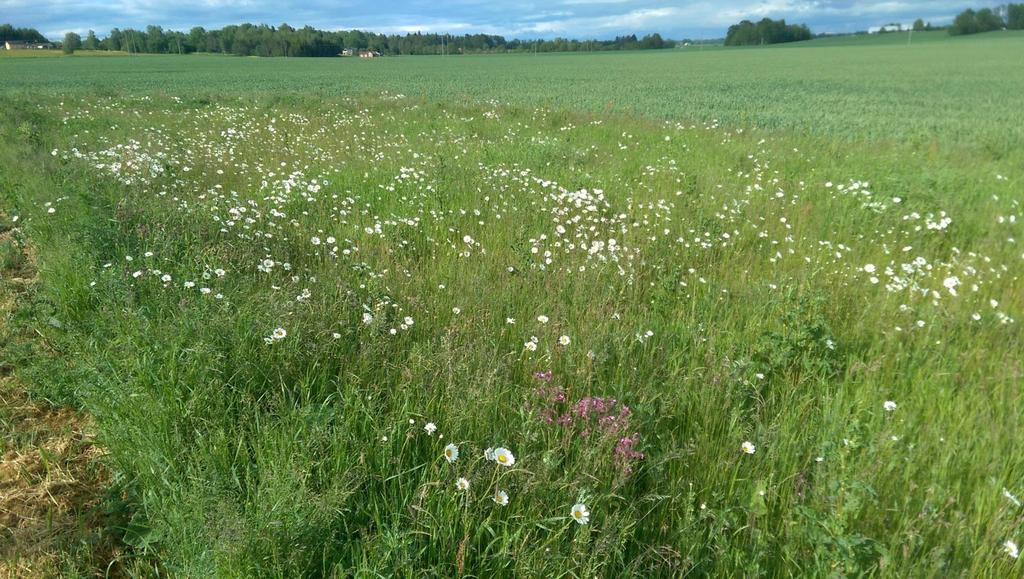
[[2, 31, 1023, 150]]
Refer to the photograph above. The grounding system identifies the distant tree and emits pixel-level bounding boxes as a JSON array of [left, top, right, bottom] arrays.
[[188, 27, 207, 51], [145, 25, 167, 52], [62, 31, 81, 53], [913, 18, 926, 31], [123, 29, 147, 53], [0, 24, 48, 43], [950, 7, 1005, 35], [1010, 4, 1024, 29], [639, 33, 667, 49], [976, 8, 1005, 30], [101, 28, 122, 50], [725, 18, 811, 46], [84, 29, 99, 50]]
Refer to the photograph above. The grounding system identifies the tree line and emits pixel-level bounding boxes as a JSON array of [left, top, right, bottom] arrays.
[[724, 18, 812, 46], [0, 24, 49, 43], [17, 23, 675, 56], [949, 4, 1024, 35]]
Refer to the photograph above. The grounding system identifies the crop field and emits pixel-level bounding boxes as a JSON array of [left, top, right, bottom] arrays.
[[4, 30, 1024, 150], [1, 31, 1023, 576]]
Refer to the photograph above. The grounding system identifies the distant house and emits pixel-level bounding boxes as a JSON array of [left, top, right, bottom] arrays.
[[4, 40, 53, 50], [358, 50, 381, 58]]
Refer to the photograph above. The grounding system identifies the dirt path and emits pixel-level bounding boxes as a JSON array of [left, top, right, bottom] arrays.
[[0, 224, 124, 577]]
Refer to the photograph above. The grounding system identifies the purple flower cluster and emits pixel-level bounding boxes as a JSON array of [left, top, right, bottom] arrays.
[[614, 434, 645, 474], [532, 373, 645, 474]]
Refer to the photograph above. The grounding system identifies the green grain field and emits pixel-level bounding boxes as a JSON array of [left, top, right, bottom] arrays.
[[1, 31, 1022, 576]]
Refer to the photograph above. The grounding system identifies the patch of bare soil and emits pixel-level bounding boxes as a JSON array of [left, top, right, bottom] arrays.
[[0, 226, 125, 577]]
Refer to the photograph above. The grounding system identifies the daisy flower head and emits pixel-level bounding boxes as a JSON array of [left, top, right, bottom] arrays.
[[883, 400, 897, 412], [444, 443, 459, 463], [456, 477, 470, 491], [741, 441, 756, 455], [271, 327, 287, 340], [558, 335, 571, 346], [424, 422, 437, 435], [1003, 488, 1022, 507], [493, 490, 509, 506], [1004, 540, 1020, 559], [493, 447, 515, 467], [537, 315, 549, 324], [571, 503, 590, 525]]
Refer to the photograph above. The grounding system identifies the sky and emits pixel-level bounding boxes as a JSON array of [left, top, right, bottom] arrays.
[[0, 0, 997, 41]]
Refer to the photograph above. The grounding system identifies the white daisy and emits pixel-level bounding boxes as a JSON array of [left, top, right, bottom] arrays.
[[493, 490, 509, 506], [444, 443, 459, 463], [571, 503, 590, 525], [493, 447, 515, 467], [741, 441, 756, 455]]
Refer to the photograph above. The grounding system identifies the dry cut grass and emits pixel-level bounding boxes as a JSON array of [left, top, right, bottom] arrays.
[[0, 226, 125, 577]]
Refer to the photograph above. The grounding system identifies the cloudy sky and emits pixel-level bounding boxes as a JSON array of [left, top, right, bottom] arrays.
[[2, 0, 994, 41]]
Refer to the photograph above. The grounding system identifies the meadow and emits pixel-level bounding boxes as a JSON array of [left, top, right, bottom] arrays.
[[1, 31, 1023, 576]]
